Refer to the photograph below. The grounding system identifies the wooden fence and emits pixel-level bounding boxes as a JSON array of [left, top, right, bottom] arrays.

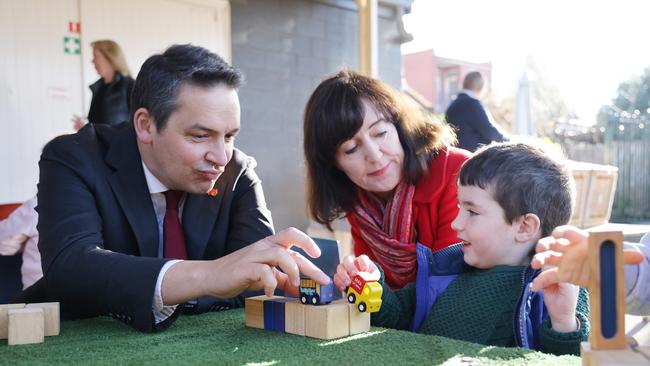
[[558, 125, 650, 221]]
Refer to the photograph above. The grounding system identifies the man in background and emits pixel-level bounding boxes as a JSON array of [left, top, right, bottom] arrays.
[[445, 71, 509, 152]]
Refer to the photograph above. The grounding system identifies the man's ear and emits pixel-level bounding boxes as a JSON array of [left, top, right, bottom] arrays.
[[514, 213, 541, 244], [133, 107, 155, 144]]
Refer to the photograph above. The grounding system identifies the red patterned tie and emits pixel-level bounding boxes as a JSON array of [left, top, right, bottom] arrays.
[[163, 190, 188, 259]]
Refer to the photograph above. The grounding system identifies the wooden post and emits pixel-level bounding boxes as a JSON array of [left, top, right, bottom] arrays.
[[587, 231, 626, 349], [357, 0, 377, 77], [581, 231, 649, 365]]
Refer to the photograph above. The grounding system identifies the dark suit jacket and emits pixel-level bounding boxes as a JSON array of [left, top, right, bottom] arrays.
[[445, 92, 508, 152], [29, 123, 274, 331]]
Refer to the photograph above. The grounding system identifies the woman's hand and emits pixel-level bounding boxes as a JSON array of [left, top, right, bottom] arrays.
[[72, 115, 87, 131], [531, 225, 644, 291], [333, 254, 380, 291]]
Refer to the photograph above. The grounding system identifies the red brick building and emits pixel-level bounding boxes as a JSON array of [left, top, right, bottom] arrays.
[[403, 49, 492, 113]]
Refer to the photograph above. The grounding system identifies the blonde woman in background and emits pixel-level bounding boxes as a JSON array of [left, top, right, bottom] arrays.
[[72, 40, 134, 130]]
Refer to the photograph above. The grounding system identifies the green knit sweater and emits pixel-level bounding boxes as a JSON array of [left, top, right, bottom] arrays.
[[371, 265, 590, 356]]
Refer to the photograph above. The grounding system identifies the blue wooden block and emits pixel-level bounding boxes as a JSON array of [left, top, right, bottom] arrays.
[[263, 299, 274, 331], [263, 297, 295, 332], [599, 241, 618, 338], [272, 300, 286, 332]]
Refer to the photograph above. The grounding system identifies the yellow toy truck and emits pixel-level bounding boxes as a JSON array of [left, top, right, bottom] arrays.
[[346, 272, 382, 313]]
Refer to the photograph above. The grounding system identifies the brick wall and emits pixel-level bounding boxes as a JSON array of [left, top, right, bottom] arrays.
[[231, 0, 408, 231]]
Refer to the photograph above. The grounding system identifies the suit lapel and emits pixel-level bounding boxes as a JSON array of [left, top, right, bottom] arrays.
[[105, 126, 159, 258]]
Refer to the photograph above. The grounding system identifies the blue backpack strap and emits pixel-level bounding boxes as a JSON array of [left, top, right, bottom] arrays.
[[411, 243, 468, 332]]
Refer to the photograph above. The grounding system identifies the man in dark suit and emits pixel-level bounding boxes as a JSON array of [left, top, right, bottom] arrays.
[[26, 44, 329, 332], [445, 71, 508, 152]]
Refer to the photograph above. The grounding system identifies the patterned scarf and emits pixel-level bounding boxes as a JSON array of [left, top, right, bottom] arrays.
[[352, 182, 417, 288]]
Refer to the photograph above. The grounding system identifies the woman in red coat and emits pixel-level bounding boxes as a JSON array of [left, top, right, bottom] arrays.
[[304, 70, 471, 289]]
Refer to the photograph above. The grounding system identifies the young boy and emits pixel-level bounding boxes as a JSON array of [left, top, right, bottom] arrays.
[[334, 142, 589, 355]]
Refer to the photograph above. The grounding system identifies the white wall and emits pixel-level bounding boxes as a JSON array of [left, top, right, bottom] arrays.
[[0, 0, 230, 204], [79, 0, 231, 113], [0, 0, 83, 203]]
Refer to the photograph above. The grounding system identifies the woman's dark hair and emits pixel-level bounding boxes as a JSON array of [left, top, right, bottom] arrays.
[[304, 70, 456, 229]]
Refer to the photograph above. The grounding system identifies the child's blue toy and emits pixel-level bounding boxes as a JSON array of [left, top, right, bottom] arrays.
[[299, 277, 337, 305], [295, 237, 342, 305]]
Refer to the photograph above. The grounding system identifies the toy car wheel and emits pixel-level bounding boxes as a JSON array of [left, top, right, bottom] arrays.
[[347, 293, 356, 304], [300, 295, 308, 304], [358, 302, 366, 312], [312, 294, 320, 305]]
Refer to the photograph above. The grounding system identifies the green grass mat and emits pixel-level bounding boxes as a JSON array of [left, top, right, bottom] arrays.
[[0, 309, 580, 365]]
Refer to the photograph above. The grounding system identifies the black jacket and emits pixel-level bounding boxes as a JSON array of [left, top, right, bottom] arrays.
[[445, 92, 508, 152], [23, 123, 274, 332], [87, 73, 135, 126]]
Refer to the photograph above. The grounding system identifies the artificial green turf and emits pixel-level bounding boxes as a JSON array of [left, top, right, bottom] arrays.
[[0, 309, 580, 365]]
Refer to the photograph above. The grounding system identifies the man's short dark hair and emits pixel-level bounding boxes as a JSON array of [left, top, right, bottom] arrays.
[[130, 44, 243, 130], [458, 142, 574, 237]]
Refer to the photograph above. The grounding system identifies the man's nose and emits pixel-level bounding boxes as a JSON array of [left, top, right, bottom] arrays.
[[206, 142, 229, 167]]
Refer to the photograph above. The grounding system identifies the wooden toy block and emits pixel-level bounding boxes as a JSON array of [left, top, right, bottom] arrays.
[[347, 303, 371, 335], [26, 302, 60, 336], [304, 301, 349, 340], [8, 308, 44, 346], [263, 299, 274, 330], [245, 295, 268, 329], [0, 303, 25, 339], [284, 300, 306, 336], [245, 295, 285, 330], [263, 298, 289, 332], [580, 342, 649, 365], [587, 231, 626, 349]]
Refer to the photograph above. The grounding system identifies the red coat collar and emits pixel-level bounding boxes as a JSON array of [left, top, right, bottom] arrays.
[[413, 147, 471, 202]]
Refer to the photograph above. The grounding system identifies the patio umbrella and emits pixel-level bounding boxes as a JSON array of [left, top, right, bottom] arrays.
[[515, 71, 536, 136]]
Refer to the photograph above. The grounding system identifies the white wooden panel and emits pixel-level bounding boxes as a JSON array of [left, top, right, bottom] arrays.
[[0, 0, 230, 205], [79, 0, 231, 114], [0, 0, 83, 204]]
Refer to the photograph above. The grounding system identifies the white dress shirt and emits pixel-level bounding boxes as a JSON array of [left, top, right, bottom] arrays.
[[141, 161, 185, 324]]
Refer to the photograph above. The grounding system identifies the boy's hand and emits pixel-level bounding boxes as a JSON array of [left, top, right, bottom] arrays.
[[533, 226, 587, 332], [541, 281, 580, 333], [333, 255, 380, 291], [531, 225, 645, 291]]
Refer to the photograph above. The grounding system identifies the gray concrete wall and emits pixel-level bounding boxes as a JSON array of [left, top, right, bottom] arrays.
[[231, 0, 408, 231]]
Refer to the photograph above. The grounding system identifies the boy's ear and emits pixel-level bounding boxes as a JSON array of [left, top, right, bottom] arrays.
[[514, 213, 541, 244]]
